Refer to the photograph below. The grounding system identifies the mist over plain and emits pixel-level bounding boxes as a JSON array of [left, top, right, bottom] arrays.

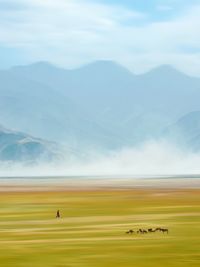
[[1, 140, 200, 177]]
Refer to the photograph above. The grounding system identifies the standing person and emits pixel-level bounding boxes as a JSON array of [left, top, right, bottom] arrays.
[[56, 210, 60, 218]]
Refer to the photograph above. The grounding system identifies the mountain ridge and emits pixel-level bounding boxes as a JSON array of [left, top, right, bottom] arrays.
[[0, 124, 62, 162]]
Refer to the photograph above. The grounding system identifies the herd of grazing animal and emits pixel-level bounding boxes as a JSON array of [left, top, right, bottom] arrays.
[[126, 227, 169, 234]]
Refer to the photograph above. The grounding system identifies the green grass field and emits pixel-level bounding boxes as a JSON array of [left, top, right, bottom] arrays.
[[0, 188, 199, 267]]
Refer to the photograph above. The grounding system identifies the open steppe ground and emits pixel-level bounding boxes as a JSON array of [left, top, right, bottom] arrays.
[[0, 184, 200, 266]]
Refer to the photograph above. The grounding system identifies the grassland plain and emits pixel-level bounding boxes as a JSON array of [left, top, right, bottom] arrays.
[[0, 188, 199, 267]]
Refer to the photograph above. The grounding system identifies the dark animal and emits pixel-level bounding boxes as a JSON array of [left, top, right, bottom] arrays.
[[160, 228, 168, 234], [148, 228, 156, 233], [155, 227, 169, 233], [126, 229, 134, 234], [137, 229, 142, 234], [155, 227, 162, 232], [137, 229, 147, 234]]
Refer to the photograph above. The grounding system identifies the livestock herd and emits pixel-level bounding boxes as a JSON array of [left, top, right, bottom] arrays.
[[126, 227, 169, 234]]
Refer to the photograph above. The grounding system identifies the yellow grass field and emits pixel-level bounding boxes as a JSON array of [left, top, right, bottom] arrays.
[[0, 187, 200, 266]]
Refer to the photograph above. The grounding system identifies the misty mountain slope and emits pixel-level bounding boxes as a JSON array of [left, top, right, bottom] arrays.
[[11, 60, 135, 97], [10, 61, 160, 143], [135, 65, 200, 118], [11, 61, 137, 122], [11, 61, 68, 90], [0, 125, 61, 162], [7, 60, 200, 149], [11, 62, 200, 120], [164, 111, 200, 150], [0, 70, 75, 140], [0, 69, 126, 149], [11, 62, 200, 140]]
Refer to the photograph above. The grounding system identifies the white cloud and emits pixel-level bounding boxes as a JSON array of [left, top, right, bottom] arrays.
[[0, 0, 200, 75], [0, 0, 143, 47]]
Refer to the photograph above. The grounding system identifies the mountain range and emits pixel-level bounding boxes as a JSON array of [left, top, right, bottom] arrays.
[[1, 60, 200, 162]]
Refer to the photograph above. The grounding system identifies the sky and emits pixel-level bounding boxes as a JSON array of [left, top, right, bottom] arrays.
[[0, 0, 200, 75]]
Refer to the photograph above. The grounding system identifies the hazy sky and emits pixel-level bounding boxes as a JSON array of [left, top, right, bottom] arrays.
[[0, 0, 200, 75]]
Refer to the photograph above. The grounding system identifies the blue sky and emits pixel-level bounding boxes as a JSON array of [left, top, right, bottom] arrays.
[[0, 0, 200, 75]]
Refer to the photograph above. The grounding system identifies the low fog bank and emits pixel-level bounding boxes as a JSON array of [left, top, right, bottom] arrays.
[[1, 140, 200, 177]]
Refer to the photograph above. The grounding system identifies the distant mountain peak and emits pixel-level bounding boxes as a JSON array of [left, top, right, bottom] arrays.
[[90, 60, 128, 68], [150, 64, 179, 73], [76, 60, 135, 76], [29, 61, 54, 68], [145, 64, 190, 78]]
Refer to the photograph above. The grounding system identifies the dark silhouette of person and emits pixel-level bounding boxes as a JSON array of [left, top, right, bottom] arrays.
[[56, 210, 60, 218]]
